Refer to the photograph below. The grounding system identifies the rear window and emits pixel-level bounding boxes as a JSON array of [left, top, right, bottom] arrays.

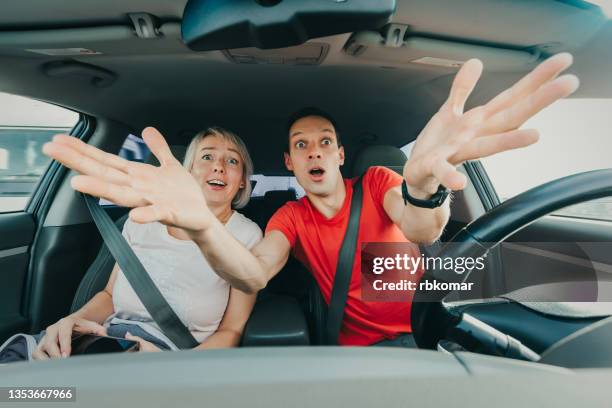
[[250, 175, 305, 198]]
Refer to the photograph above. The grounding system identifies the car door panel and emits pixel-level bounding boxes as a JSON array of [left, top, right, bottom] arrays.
[[0, 205, 128, 343], [0, 212, 35, 341], [27, 206, 129, 334]]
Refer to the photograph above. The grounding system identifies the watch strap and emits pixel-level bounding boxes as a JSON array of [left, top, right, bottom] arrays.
[[402, 180, 450, 209]]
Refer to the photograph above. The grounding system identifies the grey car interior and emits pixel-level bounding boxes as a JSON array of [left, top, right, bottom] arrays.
[[0, 0, 611, 406]]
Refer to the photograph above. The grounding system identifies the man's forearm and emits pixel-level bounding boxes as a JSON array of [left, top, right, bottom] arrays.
[[399, 197, 450, 244], [189, 218, 269, 293]]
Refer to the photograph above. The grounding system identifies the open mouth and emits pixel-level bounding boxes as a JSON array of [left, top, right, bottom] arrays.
[[207, 179, 227, 189], [308, 167, 325, 180]]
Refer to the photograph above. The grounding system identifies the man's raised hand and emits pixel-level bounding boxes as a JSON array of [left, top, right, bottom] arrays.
[[42, 127, 213, 235], [404, 52, 579, 197]]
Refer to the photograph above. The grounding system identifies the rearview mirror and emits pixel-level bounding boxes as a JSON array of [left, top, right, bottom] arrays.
[[181, 0, 396, 51]]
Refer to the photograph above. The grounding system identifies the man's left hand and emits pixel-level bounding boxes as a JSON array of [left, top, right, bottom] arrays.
[[403, 52, 579, 199]]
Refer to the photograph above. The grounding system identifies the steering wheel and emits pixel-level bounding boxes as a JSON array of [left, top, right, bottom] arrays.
[[410, 169, 612, 359]]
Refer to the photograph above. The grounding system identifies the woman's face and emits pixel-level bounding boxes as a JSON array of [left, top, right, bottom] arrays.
[[189, 135, 245, 210]]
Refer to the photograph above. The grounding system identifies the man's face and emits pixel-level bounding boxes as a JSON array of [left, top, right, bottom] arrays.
[[284, 115, 345, 197]]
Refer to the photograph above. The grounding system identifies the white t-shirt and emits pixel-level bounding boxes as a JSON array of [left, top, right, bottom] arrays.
[[106, 211, 262, 349]]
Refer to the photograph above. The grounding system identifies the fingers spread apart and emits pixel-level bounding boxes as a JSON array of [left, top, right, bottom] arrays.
[[450, 129, 540, 163], [43, 138, 131, 186], [141, 127, 180, 167], [445, 58, 484, 115], [483, 52, 574, 117], [479, 74, 579, 136], [71, 175, 148, 207]]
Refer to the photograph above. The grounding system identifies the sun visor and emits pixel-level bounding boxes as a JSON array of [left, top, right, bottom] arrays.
[[345, 29, 539, 71], [0, 23, 185, 58], [181, 0, 396, 51]]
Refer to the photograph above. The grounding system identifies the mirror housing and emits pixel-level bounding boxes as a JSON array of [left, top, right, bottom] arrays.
[[181, 0, 396, 51]]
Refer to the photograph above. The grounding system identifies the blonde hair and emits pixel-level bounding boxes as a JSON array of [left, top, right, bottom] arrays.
[[183, 127, 253, 209]]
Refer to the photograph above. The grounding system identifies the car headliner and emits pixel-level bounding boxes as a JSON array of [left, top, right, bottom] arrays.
[[0, 0, 610, 174]]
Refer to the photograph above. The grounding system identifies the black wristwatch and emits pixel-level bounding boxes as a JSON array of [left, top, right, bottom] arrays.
[[402, 180, 450, 209]]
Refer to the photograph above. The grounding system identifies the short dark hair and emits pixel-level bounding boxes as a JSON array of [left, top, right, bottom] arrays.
[[285, 107, 342, 152]]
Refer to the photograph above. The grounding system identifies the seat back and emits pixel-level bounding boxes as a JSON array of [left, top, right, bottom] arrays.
[[242, 190, 298, 231], [70, 214, 128, 313], [352, 145, 407, 176]]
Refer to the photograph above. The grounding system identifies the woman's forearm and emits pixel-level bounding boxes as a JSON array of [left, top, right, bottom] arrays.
[[70, 290, 115, 324], [193, 329, 242, 350]]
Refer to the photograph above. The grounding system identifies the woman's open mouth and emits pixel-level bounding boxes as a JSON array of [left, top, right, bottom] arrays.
[[206, 179, 227, 190]]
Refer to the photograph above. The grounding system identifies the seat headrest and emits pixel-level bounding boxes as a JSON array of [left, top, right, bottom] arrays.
[[263, 189, 297, 204], [352, 145, 407, 177], [146, 145, 188, 166]]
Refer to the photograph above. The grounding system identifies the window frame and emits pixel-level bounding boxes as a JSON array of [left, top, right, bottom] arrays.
[[0, 97, 82, 215], [24, 115, 90, 216]]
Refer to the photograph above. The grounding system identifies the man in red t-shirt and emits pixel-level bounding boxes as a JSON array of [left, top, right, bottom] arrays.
[[44, 54, 578, 346], [266, 107, 430, 345], [267, 161, 421, 345]]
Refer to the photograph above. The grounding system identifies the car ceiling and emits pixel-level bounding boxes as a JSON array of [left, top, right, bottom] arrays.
[[0, 0, 610, 175]]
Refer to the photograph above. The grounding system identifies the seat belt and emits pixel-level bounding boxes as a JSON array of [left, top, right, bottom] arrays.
[[325, 175, 364, 345], [82, 193, 199, 350]]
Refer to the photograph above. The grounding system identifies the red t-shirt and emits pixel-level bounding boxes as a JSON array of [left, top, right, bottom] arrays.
[[266, 166, 421, 345]]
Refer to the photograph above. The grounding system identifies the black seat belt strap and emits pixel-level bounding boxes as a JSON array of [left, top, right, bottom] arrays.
[[82, 194, 199, 349], [325, 175, 364, 345]]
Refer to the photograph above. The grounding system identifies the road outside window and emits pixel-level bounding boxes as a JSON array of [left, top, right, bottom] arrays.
[[0, 92, 79, 213], [481, 98, 612, 222]]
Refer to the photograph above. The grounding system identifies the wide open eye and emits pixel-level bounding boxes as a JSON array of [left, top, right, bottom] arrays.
[[295, 140, 306, 149], [227, 157, 240, 166], [202, 153, 213, 160], [321, 138, 332, 146]]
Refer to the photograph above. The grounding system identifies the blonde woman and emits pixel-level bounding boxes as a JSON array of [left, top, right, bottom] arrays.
[[31, 127, 262, 358]]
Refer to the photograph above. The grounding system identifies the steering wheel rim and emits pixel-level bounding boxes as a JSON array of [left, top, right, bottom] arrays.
[[411, 168, 612, 349]]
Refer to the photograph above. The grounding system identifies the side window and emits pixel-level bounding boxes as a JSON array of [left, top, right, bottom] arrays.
[[99, 134, 150, 206], [0, 92, 79, 213], [481, 98, 612, 222], [251, 175, 306, 198]]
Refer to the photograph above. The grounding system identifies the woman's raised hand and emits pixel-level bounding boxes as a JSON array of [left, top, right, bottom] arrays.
[[43, 127, 214, 235]]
